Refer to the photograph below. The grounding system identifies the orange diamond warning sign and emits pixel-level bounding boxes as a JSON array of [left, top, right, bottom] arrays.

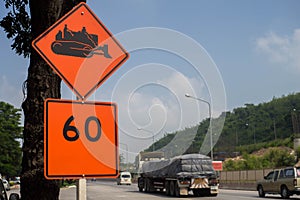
[[32, 2, 129, 100]]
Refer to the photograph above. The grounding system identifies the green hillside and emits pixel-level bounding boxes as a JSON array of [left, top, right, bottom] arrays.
[[144, 93, 300, 158]]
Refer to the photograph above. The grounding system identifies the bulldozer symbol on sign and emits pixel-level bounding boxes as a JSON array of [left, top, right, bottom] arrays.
[[51, 24, 112, 58]]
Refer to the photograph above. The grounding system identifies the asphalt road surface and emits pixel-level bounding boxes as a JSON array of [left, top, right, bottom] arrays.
[[59, 180, 300, 200], [7, 180, 300, 199]]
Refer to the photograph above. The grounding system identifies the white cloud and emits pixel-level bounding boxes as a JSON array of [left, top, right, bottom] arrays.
[[157, 71, 207, 128], [113, 66, 207, 136], [256, 29, 300, 71]]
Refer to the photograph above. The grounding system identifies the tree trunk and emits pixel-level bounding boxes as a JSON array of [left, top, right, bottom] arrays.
[[21, 0, 85, 199]]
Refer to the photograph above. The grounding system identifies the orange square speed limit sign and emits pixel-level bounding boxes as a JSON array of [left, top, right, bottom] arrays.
[[44, 99, 119, 179]]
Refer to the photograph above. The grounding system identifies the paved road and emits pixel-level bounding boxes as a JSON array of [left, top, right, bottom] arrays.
[[7, 180, 300, 199], [59, 180, 300, 200]]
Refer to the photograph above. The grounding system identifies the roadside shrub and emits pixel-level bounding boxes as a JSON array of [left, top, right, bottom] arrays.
[[224, 148, 295, 171]]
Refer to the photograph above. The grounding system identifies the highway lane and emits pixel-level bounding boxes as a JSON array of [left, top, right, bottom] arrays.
[[7, 180, 300, 199], [60, 180, 300, 200]]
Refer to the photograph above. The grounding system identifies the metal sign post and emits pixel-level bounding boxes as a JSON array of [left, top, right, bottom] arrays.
[[76, 178, 87, 200]]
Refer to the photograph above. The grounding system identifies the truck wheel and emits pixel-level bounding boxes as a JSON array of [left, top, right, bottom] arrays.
[[257, 185, 265, 197], [174, 181, 180, 197], [144, 179, 148, 192], [165, 181, 170, 196], [170, 181, 175, 196], [138, 185, 143, 192], [281, 186, 290, 199], [146, 179, 149, 192]]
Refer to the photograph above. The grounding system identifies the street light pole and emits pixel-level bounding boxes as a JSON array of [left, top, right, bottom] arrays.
[[245, 123, 256, 144], [120, 142, 128, 170], [137, 128, 155, 151], [185, 93, 213, 160]]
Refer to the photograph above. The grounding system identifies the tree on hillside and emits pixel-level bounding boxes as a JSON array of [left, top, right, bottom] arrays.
[[1, 0, 85, 199], [0, 101, 22, 177]]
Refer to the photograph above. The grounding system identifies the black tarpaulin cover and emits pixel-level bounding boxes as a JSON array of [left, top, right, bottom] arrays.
[[141, 154, 216, 178]]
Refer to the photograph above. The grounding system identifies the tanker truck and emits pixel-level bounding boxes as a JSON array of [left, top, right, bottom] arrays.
[[138, 154, 219, 197]]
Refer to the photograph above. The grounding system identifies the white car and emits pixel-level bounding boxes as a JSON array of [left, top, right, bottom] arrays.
[[116, 172, 132, 185], [2, 179, 10, 191], [0, 178, 20, 200]]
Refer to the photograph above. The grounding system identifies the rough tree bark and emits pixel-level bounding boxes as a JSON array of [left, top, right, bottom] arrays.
[[21, 0, 85, 199]]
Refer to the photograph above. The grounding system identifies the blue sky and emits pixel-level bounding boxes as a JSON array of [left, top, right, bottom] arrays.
[[1, 0, 300, 161]]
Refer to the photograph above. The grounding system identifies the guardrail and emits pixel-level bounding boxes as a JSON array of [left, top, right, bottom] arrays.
[[219, 169, 273, 190]]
